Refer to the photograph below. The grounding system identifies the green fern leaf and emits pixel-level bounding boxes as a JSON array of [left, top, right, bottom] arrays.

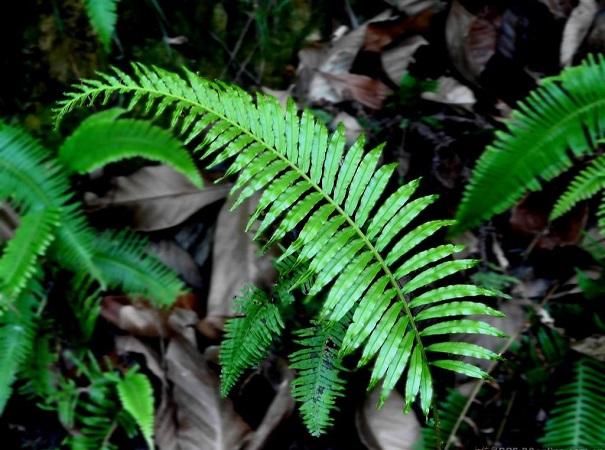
[[219, 287, 284, 396], [59, 108, 202, 187], [551, 154, 605, 220], [116, 370, 154, 449], [0, 208, 59, 303], [83, 0, 119, 51], [56, 63, 505, 415], [290, 317, 348, 436], [539, 358, 605, 447], [0, 280, 44, 413], [454, 55, 605, 234]]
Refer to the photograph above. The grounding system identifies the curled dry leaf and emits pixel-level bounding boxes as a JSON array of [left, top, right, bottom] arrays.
[[446, 0, 500, 84], [363, 9, 435, 52], [560, 0, 598, 66], [356, 388, 421, 450], [315, 72, 393, 109], [381, 35, 428, 84], [101, 296, 170, 337], [86, 165, 230, 231], [571, 335, 605, 361], [331, 112, 363, 144], [202, 196, 276, 338], [421, 76, 476, 105]]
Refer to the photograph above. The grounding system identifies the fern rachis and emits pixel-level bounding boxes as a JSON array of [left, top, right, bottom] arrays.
[[56, 63, 506, 418]]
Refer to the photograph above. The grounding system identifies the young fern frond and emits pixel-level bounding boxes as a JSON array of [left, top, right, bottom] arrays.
[[539, 358, 605, 447], [83, 0, 119, 51], [290, 317, 348, 436], [454, 55, 605, 234], [0, 208, 59, 304], [416, 388, 467, 450], [116, 370, 155, 449], [92, 231, 184, 305], [59, 108, 203, 187], [57, 63, 506, 415], [219, 287, 284, 396], [0, 279, 44, 413]]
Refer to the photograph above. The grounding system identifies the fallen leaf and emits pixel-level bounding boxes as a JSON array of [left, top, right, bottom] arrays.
[[101, 296, 169, 337], [386, 0, 436, 16], [446, 1, 500, 84], [162, 337, 252, 450], [356, 388, 421, 450], [315, 72, 393, 109], [363, 10, 435, 52], [537, 0, 577, 18], [560, 0, 598, 66], [298, 12, 391, 105], [152, 241, 204, 289], [202, 196, 276, 336], [86, 165, 230, 231], [571, 335, 605, 361], [381, 35, 428, 84], [261, 87, 293, 108], [331, 112, 363, 144], [421, 76, 476, 105]]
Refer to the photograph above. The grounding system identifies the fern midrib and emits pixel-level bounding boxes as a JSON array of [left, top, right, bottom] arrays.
[[70, 83, 429, 366]]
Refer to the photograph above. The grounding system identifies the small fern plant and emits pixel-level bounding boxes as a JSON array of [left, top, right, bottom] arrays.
[[454, 55, 605, 235], [0, 111, 199, 418], [539, 358, 605, 447], [56, 63, 507, 431]]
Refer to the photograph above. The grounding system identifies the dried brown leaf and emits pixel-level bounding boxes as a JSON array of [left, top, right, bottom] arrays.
[[381, 35, 428, 84], [356, 388, 421, 450], [87, 165, 229, 231], [561, 0, 598, 66]]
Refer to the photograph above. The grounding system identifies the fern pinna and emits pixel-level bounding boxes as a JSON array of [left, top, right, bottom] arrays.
[[540, 358, 605, 447], [454, 55, 605, 234], [56, 63, 506, 424]]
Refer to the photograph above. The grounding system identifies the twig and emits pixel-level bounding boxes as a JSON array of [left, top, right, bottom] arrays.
[[494, 389, 517, 444], [220, 13, 255, 79], [443, 333, 519, 450], [210, 32, 259, 83]]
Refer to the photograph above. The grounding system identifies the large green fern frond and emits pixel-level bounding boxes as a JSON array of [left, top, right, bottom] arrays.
[[219, 287, 284, 396], [0, 208, 59, 304], [56, 63, 506, 415], [59, 108, 203, 187], [454, 55, 605, 234], [290, 317, 348, 436], [539, 358, 605, 447], [0, 279, 44, 413], [83, 0, 119, 51]]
